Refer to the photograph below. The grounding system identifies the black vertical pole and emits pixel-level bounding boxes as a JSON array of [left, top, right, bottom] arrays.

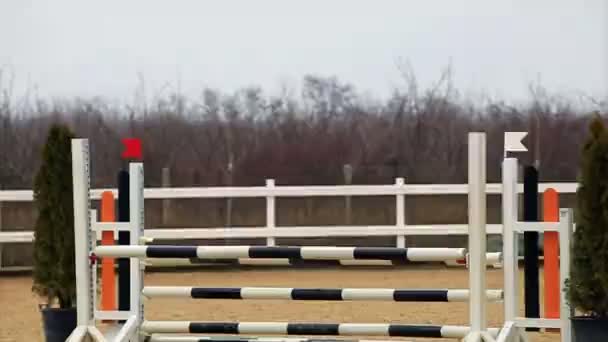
[[117, 170, 130, 322], [523, 166, 540, 331]]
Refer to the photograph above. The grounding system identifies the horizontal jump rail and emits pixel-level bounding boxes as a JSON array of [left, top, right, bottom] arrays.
[[147, 336, 400, 342], [142, 286, 504, 302], [143, 251, 500, 268], [190, 258, 411, 267], [0, 231, 35, 244], [146, 258, 404, 268], [94, 246, 467, 262], [140, 321, 501, 339]]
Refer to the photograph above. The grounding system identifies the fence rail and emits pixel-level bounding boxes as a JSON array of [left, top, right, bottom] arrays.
[[0, 182, 578, 202]]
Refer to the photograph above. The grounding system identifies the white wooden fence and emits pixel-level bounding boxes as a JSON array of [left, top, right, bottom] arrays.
[[0, 180, 577, 271]]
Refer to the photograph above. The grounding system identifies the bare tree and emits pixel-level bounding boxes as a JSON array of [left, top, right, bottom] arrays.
[[0, 68, 603, 189]]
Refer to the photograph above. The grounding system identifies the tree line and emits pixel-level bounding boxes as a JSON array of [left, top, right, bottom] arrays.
[[0, 69, 605, 190]]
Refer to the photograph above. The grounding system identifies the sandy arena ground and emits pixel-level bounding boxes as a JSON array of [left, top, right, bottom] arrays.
[[0, 267, 560, 342]]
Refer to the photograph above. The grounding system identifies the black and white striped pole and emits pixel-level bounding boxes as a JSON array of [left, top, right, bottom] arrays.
[[140, 321, 500, 339], [142, 286, 503, 302], [94, 245, 468, 262]]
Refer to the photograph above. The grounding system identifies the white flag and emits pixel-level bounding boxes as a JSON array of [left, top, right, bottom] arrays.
[[504, 132, 528, 153]]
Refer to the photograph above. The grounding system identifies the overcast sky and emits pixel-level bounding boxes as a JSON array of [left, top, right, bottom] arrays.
[[1, 0, 606, 105]]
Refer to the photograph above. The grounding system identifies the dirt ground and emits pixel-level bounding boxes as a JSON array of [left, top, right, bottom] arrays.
[[0, 267, 560, 342]]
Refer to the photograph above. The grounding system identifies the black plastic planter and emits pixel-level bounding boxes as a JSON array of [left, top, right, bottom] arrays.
[[572, 316, 608, 342], [41, 307, 77, 342]]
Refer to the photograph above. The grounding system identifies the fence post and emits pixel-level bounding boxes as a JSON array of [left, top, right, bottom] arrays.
[[226, 164, 233, 228], [266, 179, 276, 246], [343, 164, 353, 225], [161, 167, 170, 226], [395, 178, 406, 248]]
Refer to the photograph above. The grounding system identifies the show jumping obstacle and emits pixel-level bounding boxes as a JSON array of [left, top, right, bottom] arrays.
[[67, 132, 575, 342]]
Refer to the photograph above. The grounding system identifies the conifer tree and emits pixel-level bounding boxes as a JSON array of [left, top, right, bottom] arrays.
[[568, 113, 608, 317], [31, 124, 77, 308]]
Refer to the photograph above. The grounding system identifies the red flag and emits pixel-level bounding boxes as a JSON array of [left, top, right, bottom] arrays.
[[121, 138, 142, 160]]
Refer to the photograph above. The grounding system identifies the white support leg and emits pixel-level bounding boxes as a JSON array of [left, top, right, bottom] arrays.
[[66, 326, 88, 342], [113, 315, 139, 342], [495, 322, 529, 342], [466, 132, 492, 341]]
